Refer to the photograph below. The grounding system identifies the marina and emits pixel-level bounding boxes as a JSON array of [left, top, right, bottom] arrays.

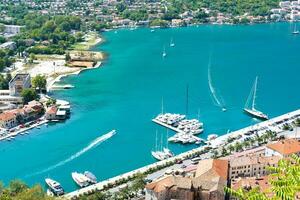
[[0, 24, 300, 192], [152, 113, 204, 144], [64, 109, 300, 199]]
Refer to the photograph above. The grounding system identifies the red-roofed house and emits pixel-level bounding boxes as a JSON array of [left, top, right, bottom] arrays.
[[45, 106, 57, 120], [266, 139, 300, 158], [0, 112, 17, 129]]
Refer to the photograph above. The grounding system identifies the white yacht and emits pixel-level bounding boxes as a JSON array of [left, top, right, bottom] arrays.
[[151, 131, 170, 160], [71, 172, 90, 188], [45, 178, 64, 196], [243, 76, 268, 120]]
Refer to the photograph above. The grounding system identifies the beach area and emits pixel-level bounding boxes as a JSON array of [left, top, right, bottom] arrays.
[[11, 32, 105, 91]]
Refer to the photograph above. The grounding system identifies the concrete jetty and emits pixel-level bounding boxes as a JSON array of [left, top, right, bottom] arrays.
[[64, 109, 300, 199], [152, 118, 202, 143]]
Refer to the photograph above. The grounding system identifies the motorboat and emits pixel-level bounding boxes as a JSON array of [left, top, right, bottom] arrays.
[[45, 178, 64, 196], [71, 172, 90, 188]]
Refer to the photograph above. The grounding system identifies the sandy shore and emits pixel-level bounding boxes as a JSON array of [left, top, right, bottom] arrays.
[[47, 61, 102, 91]]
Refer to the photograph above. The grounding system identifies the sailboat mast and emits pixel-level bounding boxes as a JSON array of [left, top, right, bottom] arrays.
[[166, 129, 169, 148], [252, 76, 258, 110]]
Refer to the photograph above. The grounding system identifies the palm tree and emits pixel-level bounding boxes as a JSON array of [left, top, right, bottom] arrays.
[[295, 118, 300, 127], [234, 142, 243, 152], [225, 155, 300, 200], [228, 144, 235, 153]]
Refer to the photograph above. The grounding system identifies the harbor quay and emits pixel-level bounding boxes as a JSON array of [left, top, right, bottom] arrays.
[[64, 108, 300, 199]]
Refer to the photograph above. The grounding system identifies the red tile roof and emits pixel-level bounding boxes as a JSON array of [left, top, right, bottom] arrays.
[[267, 139, 300, 155]]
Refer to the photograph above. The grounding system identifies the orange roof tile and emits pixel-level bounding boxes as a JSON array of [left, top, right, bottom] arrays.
[[267, 139, 300, 155], [195, 159, 228, 180], [0, 112, 16, 121], [231, 176, 271, 195], [145, 176, 192, 193]]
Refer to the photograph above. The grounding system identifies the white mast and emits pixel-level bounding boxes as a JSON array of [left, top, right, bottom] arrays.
[[252, 76, 258, 110], [166, 129, 169, 148]]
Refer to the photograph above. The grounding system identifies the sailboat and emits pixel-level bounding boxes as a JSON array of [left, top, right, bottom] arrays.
[[151, 131, 169, 161], [243, 76, 268, 120], [162, 46, 167, 57], [163, 130, 174, 157], [170, 38, 175, 47], [292, 24, 299, 34]]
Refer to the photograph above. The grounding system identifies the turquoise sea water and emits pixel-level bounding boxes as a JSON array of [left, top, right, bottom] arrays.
[[0, 23, 300, 192]]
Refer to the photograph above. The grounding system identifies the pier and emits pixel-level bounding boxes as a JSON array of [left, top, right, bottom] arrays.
[[152, 118, 185, 133], [152, 118, 203, 143], [64, 108, 300, 199]]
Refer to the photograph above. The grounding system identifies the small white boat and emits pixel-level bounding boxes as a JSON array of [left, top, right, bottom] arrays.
[[72, 172, 90, 188], [25, 131, 29, 134], [151, 29, 155, 32], [162, 46, 167, 57], [151, 151, 167, 161], [36, 126, 41, 129], [20, 132, 25, 135], [45, 178, 64, 196], [170, 38, 175, 47]]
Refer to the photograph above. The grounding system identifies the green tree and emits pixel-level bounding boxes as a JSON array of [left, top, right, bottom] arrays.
[[21, 88, 38, 104], [32, 75, 47, 93], [29, 53, 36, 64]]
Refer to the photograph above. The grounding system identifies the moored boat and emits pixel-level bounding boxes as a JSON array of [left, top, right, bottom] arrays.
[[71, 172, 90, 188], [45, 178, 64, 196]]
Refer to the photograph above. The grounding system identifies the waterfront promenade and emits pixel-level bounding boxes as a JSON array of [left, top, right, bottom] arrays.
[[64, 108, 300, 199], [0, 119, 48, 142]]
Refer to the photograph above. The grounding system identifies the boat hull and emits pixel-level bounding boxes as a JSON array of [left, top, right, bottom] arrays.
[[243, 108, 268, 120]]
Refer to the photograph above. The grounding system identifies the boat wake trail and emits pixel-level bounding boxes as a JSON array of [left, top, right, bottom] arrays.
[[207, 54, 226, 111], [27, 130, 116, 177]]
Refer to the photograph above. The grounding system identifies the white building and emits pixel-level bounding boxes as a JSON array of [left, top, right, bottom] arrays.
[[4, 25, 24, 34], [0, 41, 16, 50]]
